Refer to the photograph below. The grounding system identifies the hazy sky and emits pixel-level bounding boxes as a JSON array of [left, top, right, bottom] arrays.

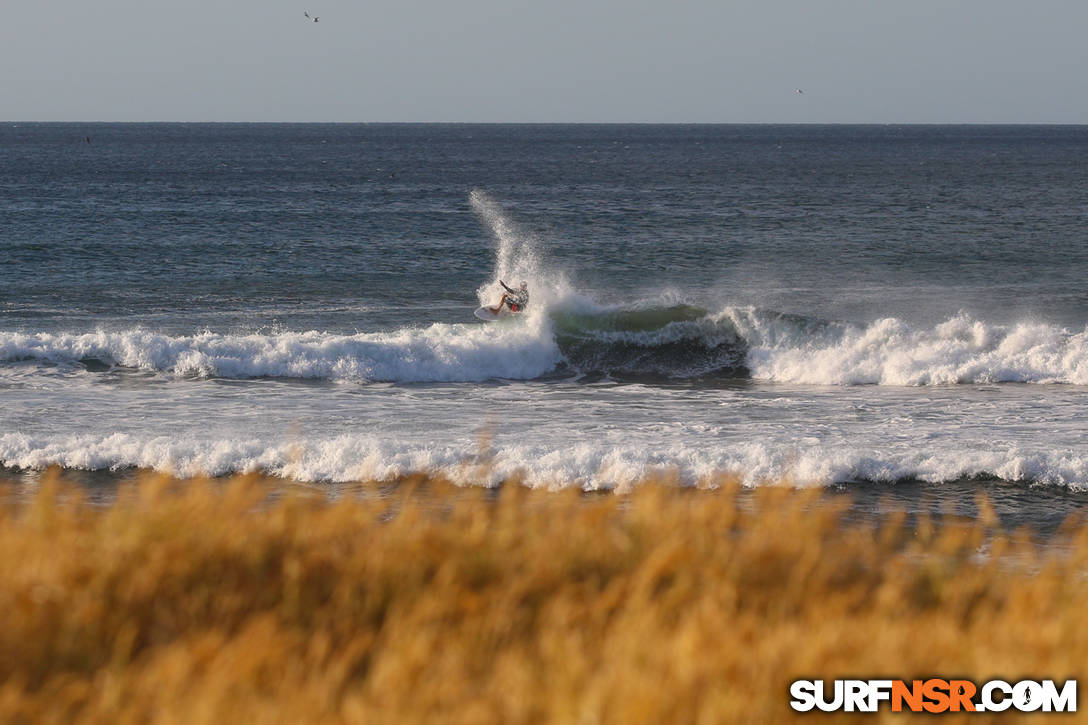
[[3, 0, 1086, 122]]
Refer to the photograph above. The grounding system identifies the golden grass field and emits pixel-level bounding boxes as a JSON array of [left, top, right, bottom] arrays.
[[0, 470, 1085, 723]]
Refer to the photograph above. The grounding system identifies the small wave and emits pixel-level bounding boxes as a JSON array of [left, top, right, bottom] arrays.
[[0, 323, 561, 382], [3, 431, 1087, 490], [732, 310, 1088, 385]]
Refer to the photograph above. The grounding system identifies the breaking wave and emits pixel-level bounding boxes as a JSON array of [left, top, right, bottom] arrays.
[[737, 309, 1088, 386], [0, 322, 561, 383], [2, 308, 1088, 385], [3, 431, 1088, 490]]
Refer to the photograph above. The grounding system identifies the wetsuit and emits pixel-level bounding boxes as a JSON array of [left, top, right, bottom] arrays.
[[501, 282, 529, 312]]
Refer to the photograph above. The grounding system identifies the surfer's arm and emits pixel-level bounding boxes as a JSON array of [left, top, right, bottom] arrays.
[[500, 281, 516, 294]]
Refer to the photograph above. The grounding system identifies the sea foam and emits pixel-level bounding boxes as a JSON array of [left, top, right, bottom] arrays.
[[3, 431, 1087, 490], [731, 309, 1088, 385], [0, 321, 561, 382]]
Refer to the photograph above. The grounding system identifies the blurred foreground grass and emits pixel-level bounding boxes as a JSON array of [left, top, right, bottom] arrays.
[[1, 470, 1086, 723]]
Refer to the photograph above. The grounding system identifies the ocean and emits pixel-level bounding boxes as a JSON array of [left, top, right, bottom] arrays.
[[3, 123, 1088, 524]]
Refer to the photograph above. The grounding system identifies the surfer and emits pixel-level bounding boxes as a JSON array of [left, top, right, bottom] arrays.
[[489, 280, 529, 314]]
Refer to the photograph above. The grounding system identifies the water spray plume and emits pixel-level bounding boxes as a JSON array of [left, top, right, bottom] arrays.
[[470, 190, 560, 310]]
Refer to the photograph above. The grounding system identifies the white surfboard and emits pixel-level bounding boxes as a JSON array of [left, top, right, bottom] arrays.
[[474, 306, 517, 322]]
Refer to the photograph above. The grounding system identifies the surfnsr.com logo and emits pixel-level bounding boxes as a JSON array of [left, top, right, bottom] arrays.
[[790, 679, 1077, 713]]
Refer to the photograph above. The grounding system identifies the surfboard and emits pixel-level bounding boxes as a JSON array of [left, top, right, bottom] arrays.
[[474, 306, 516, 321]]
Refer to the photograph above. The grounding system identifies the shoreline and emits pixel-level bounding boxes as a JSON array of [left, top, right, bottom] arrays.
[[4, 464, 1087, 540]]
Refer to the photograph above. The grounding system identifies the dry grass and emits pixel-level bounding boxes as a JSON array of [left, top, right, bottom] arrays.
[[0, 470, 1086, 723]]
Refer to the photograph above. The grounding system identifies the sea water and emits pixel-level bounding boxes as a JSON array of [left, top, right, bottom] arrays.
[[3, 124, 1088, 520]]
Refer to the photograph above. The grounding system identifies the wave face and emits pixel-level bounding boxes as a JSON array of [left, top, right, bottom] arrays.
[[3, 309, 1088, 385], [552, 304, 749, 380]]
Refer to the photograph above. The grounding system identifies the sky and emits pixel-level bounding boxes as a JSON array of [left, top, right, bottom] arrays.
[[2, 0, 1087, 123]]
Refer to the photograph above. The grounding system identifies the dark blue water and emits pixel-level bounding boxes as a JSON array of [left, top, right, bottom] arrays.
[[3, 124, 1088, 500], [5, 124, 1088, 332]]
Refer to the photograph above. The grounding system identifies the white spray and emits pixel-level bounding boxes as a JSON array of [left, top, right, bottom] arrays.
[[469, 190, 579, 313]]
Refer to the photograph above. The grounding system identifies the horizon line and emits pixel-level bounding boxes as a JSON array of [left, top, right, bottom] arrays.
[[4, 120, 1088, 126]]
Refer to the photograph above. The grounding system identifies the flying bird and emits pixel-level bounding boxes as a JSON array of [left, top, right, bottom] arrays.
[[304, 11, 319, 22]]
